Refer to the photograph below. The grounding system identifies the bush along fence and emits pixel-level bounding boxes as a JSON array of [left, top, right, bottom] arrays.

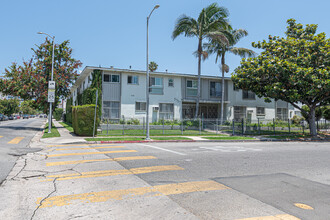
[[99, 117, 329, 136], [72, 105, 99, 136]]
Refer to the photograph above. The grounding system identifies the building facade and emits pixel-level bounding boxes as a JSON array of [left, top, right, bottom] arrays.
[[70, 66, 296, 123]]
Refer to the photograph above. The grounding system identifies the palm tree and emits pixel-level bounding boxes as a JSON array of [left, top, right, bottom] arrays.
[[172, 3, 230, 118], [205, 28, 256, 124]]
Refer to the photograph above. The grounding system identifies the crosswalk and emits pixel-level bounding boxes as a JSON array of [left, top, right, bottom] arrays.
[[35, 143, 301, 220]]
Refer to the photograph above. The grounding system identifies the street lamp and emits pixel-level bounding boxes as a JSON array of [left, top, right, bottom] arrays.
[[38, 32, 55, 133], [146, 4, 160, 140]]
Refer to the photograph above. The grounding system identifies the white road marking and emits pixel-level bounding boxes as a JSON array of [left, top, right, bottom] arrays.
[[139, 144, 187, 156], [199, 146, 262, 153]]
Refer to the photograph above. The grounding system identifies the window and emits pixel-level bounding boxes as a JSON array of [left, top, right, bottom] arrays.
[[168, 78, 174, 87], [104, 74, 120, 83], [233, 84, 239, 91], [159, 103, 174, 120], [88, 75, 92, 83], [242, 90, 255, 99], [256, 107, 265, 115], [234, 106, 246, 121], [186, 80, 198, 96], [135, 102, 146, 111], [103, 101, 120, 119], [149, 77, 163, 94], [128, 75, 138, 85], [210, 82, 221, 97], [277, 108, 288, 120]]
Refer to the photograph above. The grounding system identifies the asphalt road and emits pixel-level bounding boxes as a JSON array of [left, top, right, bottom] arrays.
[[0, 118, 45, 184], [1, 135, 329, 219], [97, 142, 330, 219]]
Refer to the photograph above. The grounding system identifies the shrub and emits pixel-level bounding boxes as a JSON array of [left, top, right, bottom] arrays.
[[53, 108, 63, 121], [292, 115, 304, 125], [66, 98, 72, 124], [72, 105, 99, 136]]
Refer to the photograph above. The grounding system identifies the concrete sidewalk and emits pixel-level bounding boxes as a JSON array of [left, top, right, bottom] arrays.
[[40, 120, 87, 145]]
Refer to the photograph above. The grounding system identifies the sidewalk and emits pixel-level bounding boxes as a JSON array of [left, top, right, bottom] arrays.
[[40, 120, 87, 145]]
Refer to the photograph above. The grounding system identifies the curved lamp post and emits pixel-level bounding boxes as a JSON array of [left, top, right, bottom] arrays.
[[37, 32, 55, 133], [146, 5, 160, 140]]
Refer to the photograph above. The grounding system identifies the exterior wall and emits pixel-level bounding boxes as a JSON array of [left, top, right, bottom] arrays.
[[70, 67, 301, 123], [120, 72, 182, 122]]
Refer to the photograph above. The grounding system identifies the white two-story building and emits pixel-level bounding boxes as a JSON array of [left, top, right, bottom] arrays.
[[70, 66, 296, 123]]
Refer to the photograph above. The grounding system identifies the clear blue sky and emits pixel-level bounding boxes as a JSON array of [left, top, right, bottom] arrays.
[[1, 0, 329, 77]]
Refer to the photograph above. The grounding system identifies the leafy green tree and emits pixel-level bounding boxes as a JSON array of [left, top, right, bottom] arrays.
[[233, 19, 330, 136], [172, 2, 230, 118], [301, 105, 323, 121], [205, 28, 255, 124], [0, 98, 20, 115], [0, 39, 82, 113], [149, 61, 158, 72], [323, 106, 330, 120], [20, 100, 37, 115]]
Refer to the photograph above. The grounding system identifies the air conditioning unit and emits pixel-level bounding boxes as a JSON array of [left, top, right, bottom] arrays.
[[153, 107, 159, 111]]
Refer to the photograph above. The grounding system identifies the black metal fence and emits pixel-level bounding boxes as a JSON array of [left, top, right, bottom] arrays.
[[99, 117, 329, 136]]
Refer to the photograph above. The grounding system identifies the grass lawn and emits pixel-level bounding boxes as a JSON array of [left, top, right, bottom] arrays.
[[202, 136, 256, 140], [98, 129, 219, 136], [59, 122, 74, 132], [42, 123, 60, 138], [85, 137, 192, 142]]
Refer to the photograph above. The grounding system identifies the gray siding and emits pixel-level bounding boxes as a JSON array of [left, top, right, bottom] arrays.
[[103, 83, 121, 101]]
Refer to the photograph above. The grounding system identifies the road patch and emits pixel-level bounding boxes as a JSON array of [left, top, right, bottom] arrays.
[[48, 150, 137, 157]]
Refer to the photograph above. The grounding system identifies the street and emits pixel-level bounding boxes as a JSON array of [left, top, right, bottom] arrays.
[[0, 131, 329, 219], [0, 118, 45, 184]]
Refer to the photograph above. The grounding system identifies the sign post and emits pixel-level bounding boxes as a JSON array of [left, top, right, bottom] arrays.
[[48, 81, 55, 133]]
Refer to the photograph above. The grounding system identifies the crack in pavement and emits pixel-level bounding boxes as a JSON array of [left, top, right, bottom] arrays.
[[9, 158, 27, 181], [30, 177, 58, 220]]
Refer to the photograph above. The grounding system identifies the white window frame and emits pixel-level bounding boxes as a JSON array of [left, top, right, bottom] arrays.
[[242, 90, 255, 99], [159, 103, 174, 120], [103, 101, 120, 119], [210, 81, 222, 98], [135, 102, 146, 112], [128, 75, 139, 85], [150, 77, 163, 95], [168, 78, 174, 87], [186, 80, 198, 96], [256, 107, 265, 115], [104, 74, 120, 83]]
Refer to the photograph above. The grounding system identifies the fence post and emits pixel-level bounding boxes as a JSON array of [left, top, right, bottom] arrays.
[[273, 118, 276, 136], [302, 123, 305, 134], [181, 120, 183, 135], [216, 118, 219, 134], [122, 123, 125, 135], [92, 89, 98, 138], [199, 117, 201, 135], [241, 118, 244, 135], [107, 119, 109, 135], [288, 119, 291, 134], [201, 113, 204, 131], [258, 118, 260, 135], [162, 118, 165, 135], [317, 120, 319, 132], [143, 117, 145, 135], [232, 119, 235, 136]]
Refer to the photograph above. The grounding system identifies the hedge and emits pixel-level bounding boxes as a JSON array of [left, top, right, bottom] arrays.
[[53, 108, 63, 121], [66, 98, 72, 123], [72, 104, 99, 136]]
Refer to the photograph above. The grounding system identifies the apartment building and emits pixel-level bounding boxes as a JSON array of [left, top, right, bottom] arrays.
[[70, 66, 296, 122]]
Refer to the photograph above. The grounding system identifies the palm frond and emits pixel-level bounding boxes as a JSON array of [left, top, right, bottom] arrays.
[[233, 29, 248, 43], [207, 31, 229, 46], [172, 15, 198, 40], [219, 63, 229, 73], [229, 47, 256, 58], [193, 50, 209, 61]]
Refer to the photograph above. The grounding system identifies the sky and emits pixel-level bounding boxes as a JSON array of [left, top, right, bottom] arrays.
[[0, 0, 329, 78]]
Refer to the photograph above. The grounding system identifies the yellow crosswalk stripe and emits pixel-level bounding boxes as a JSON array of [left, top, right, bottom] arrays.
[[0, 136, 3, 138], [47, 144, 115, 148], [45, 165, 183, 181], [46, 156, 157, 166], [54, 146, 125, 151], [8, 137, 24, 144], [235, 214, 301, 220], [48, 150, 137, 158], [37, 180, 229, 208]]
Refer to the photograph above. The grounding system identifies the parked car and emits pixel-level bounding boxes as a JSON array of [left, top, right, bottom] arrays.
[[0, 114, 4, 121], [8, 115, 14, 120], [3, 115, 9, 121], [23, 114, 29, 119], [16, 115, 20, 119]]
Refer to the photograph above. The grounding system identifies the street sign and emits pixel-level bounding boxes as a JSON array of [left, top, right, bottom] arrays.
[[48, 81, 55, 89], [48, 89, 55, 103]]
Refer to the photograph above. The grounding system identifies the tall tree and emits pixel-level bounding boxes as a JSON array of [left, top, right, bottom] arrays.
[[233, 19, 330, 136], [172, 2, 230, 118], [205, 28, 255, 123], [0, 39, 82, 113], [0, 98, 20, 115], [149, 61, 158, 72]]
